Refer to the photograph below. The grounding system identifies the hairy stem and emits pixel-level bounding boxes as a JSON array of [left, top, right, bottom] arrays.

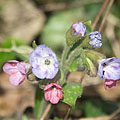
[[60, 44, 70, 85], [60, 44, 69, 69]]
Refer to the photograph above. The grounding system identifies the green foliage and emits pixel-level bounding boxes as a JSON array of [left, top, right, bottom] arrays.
[[0, 37, 26, 71], [12, 45, 33, 60], [62, 82, 83, 107], [84, 21, 92, 35], [85, 50, 105, 65], [35, 87, 48, 119], [81, 99, 118, 117], [69, 57, 78, 72]]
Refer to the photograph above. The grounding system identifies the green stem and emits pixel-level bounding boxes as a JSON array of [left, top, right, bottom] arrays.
[[60, 44, 70, 85], [62, 47, 84, 81], [60, 44, 69, 69], [65, 47, 83, 71]]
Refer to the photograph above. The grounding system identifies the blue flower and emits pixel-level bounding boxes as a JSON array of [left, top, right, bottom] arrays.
[[89, 31, 102, 48], [72, 22, 86, 37], [98, 57, 120, 88], [29, 45, 59, 79]]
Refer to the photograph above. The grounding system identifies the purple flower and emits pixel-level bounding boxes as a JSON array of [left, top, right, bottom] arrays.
[[3, 60, 28, 86], [44, 83, 63, 104], [72, 22, 86, 36], [98, 57, 120, 88], [29, 45, 59, 79], [89, 31, 102, 48]]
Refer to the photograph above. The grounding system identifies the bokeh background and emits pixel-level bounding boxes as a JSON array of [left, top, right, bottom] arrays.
[[0, 0, 120, 119]]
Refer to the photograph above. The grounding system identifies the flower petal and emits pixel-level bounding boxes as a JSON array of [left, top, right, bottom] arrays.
[[3, 61, 18, 75], [57, 89, 63, 99], [9, 72, 25, 86], [17, 62, 28, 74], [32, 68, 46, 79], [50, 88, 60, 104], [44, 90, 51, 101]]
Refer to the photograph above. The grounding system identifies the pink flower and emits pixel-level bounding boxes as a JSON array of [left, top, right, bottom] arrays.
[[3, 60, 28, 86], [104, 80, 116, 89], [44, 83, 63, 104]]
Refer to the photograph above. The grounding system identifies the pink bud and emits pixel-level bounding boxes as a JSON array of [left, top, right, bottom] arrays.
[[44, 83, 63, 104], [3, 60, 28, 86], [104, 80, 116, 89]]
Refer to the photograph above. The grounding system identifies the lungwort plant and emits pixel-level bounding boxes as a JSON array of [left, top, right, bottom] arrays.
[[2, 21, 120, 119]]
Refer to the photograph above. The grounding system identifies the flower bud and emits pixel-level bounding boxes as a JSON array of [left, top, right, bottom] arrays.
[[85, 57, 97, 77], [66, 22, 86, 46]]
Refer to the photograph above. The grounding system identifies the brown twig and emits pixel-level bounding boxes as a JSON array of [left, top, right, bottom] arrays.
[[40, 103, 52, 120], [92, 0, 109, 30], [64, 106, 71, 120], [99, 0, 115, 32], [110, 108, 120, 119]]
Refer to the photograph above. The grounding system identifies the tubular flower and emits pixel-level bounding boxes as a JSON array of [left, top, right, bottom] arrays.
[[3, 60, 28, 86], [44, 83, 63, 104], [29, 45, 59, 79], [72, 22, 86, 36], [98, 57, 120, 88], [89, 31, 102, 48]]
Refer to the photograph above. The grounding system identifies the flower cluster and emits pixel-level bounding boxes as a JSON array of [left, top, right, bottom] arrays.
[[3, 45, 62, 104], [72, 22, 120, 89], [3, 20, 120, 108], [89, 31, 102, 48], [72, 22, 102, 48]]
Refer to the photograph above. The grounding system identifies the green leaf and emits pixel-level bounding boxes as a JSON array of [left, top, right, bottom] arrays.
[[80, 49, 97, 77], [35, 87, 48, 119], [0, 37, 26, 71], [69, 57, 78, 72], [84, 21, 92, 35], [12, 45, 33, 60], [85, 57, 97, 77], [62, 82, 83, 107]]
